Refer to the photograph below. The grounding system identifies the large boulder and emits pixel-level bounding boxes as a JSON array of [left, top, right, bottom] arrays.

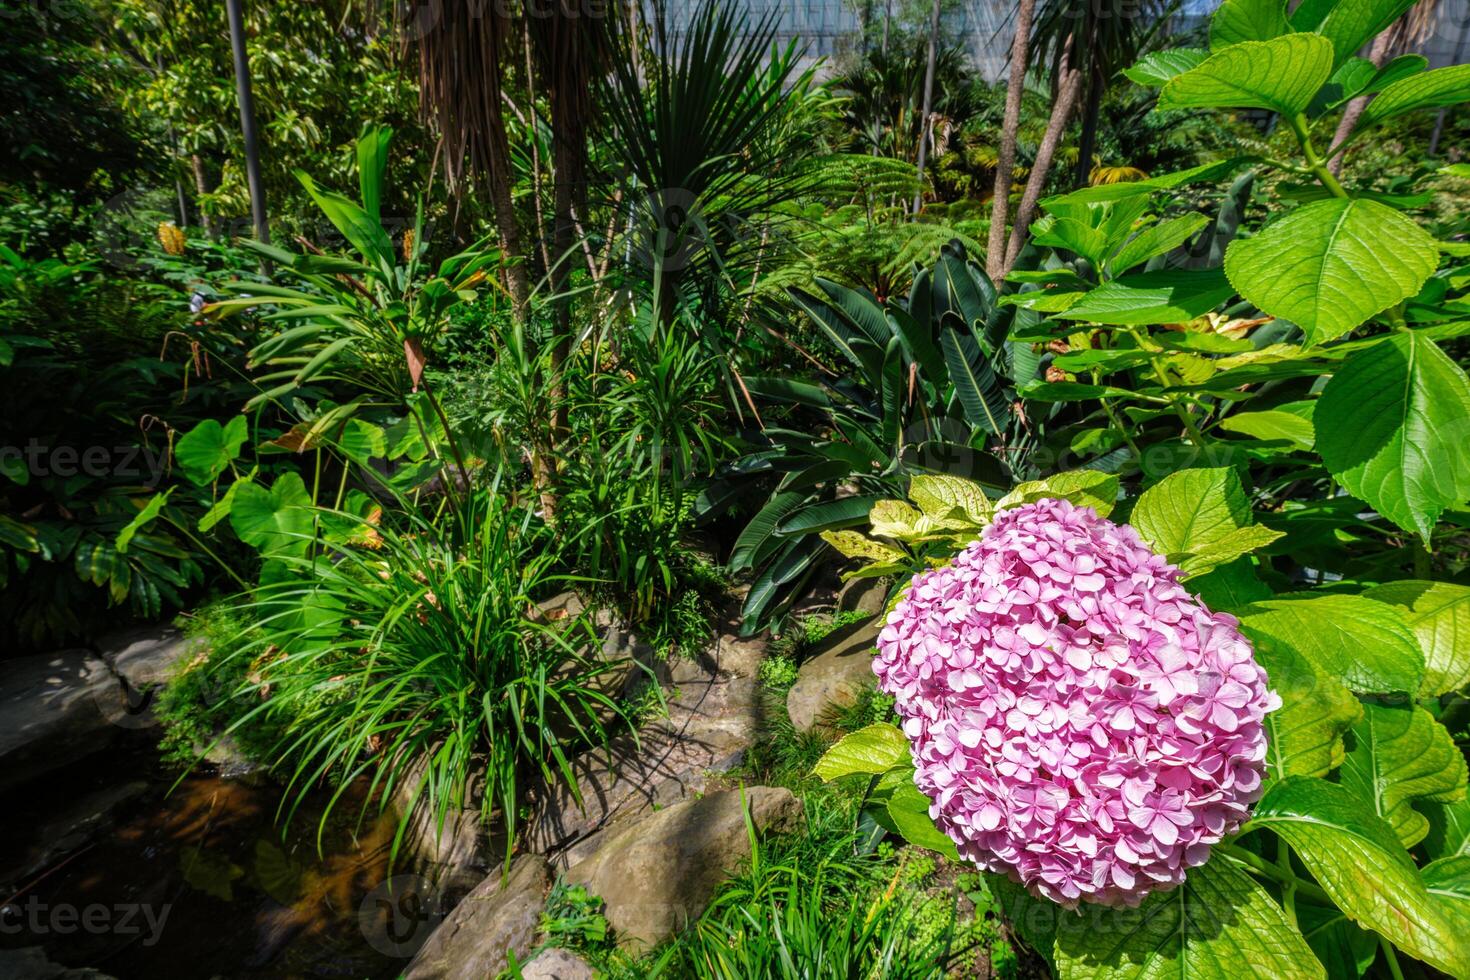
[[0, 651, 118, 791], [785, 617, 881, 732], [96, 625, 197, 692], [524, 630, 764, 862], [519, 948, 595, 980], [402, 855, 551, 980], [564, 786, 803, 950], [837, 577, 889, 617]]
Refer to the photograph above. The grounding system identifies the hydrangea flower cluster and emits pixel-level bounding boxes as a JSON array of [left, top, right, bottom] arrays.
[[874, 498, 1279, 907]]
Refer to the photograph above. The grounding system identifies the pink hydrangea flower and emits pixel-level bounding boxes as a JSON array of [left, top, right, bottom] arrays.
[[874, 498, 1279, 907]]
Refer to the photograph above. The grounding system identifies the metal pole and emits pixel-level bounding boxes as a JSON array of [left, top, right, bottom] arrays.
[[226, 0, 269, 246]]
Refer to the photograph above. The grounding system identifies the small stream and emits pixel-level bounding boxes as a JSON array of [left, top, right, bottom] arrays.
[[1, 740, 430, 979]]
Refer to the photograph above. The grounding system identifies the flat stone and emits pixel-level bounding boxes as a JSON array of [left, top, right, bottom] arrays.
[[403, 855, 551, 980], [786, 617, 881, 732], [0, 651, 118, 792], [525, 630, 764, 862], [519, 947, 595, 980], [564, 786, 803, 950], [96, 625, 197, 691]]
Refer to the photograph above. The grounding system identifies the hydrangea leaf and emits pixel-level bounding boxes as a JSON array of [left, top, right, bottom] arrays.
[[887, 778, 960, 860], [1363, 581, 1470, 697], [908, 473, 993, 524], [1224, 199, 1439, 346], [1217, 409, 1315, 450], [1176, 525, 1285, 578], [1296, 901, 1379, 979], [1124, 48, 1208, 87], [1209, 0, 1288, 50], [1159, 35, 1334, 116], [1422, 856, 1470, 929], [997, 470, 1119, 518], [1130, 467, 1250, 557], [1052, 855, 1323, 980], [1338, 702, 1467, 848], [812, 723, 909, 781], [1253, 636, 1362, 780], [1424, 797, 1470, 862], [1237, 593, 1424, 694], [1054, 269, 1236, 325], [1317, 332, 1470, 544], [1249, 777, 1470, 978]]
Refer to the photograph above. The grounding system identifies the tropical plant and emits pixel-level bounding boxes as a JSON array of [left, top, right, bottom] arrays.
[[804, 1, 1470, 974], [709, 241, 1042, 632], [219, 486, 633, 862]]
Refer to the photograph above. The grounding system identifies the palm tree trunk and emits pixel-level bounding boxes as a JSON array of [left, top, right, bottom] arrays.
[[1073, 64, 1104, 187], [1003, 52, 1083, 276], [911, 0, 943, 215], [987, 0, 1037, 280]]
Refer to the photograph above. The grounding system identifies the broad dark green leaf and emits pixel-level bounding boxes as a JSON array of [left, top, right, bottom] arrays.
[[1339, 702, 1467, 847], [1363, 580, 1470, 697], [1223, 199, 1440, 346], [1053, 855, 1322, 979], [1210, 0, 1288, 50], [1249, 777, 1470, 977], [1316, 332, 1470, 542], [1057, 269, 1235, 325], [1236, 593, 1423, 693]]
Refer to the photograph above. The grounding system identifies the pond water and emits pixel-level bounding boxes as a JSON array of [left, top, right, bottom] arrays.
[[0, 741, 435, 979]]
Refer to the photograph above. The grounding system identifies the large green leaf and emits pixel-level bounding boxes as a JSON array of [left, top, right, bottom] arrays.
[[998, 470, 1119, 518], [1297, 900, 1379, 980], [1223, 199, 1440, 346], [295, 171, 394, 273], [1052, 855, 1322, 980], [1358, 64, 1470, 132], [1056, 269, 1236, 325], [813, 723, 909, 781], [1316, 0, 1420, 69], [910, 473, 994, 523], [1422, 855, 1470, 929], [1249, 777, 1470, 977], [1363, 581, 1470, 697], [886, 777, 960, 860], [730, 491, 811, 571], [1159, 35, 1335, 115], [1255, 637, 1362, 780], [1316, 332, 1470, 542], [1339, 702, 1467, 848], [1130, 467, 1250, 556], [1424, 797, 1470, 862], [1210, 0, 1288, 49], [1108, 214, 1211, 276], [940, 322, 1009, 434], [175, 416, 249, 487], [775, 494, 886, 537], [1217, 409, 1315, 450], [228, 472, 316, 557], [1236, 594, 1423, 694], [1123, 49, 1208, 87]]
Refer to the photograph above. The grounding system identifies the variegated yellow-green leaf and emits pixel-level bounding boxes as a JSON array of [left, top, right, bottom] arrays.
[[819, 529, 906, 565], [908, 473, 992, 524], [997, 470, 1119, 517], [813, 722, 909, 781]]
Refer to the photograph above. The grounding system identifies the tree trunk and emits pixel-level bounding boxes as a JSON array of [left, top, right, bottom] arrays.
[[190, 154, 216, 239], [1327, 31, 1392, 177], [1003, 56, 1083, 276], [911, 0, 943, 215], [1073, 65, 1104, 187], [986, 0, 1037, 280]]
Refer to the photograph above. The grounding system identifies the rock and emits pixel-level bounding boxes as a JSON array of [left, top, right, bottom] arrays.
[[96, 625, 197, 692], [525, 630, 764, 862], [0, 651, 118, 792], [0, 948, 116, 980], [519, 947, 595, 980], [564, 786, 803, 950], [1, 781, 149, 890], [837, 577, 889, 617], [403, 855, 552, 980], [392, 756, 496, 901], [786, 617, 881, 732]]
